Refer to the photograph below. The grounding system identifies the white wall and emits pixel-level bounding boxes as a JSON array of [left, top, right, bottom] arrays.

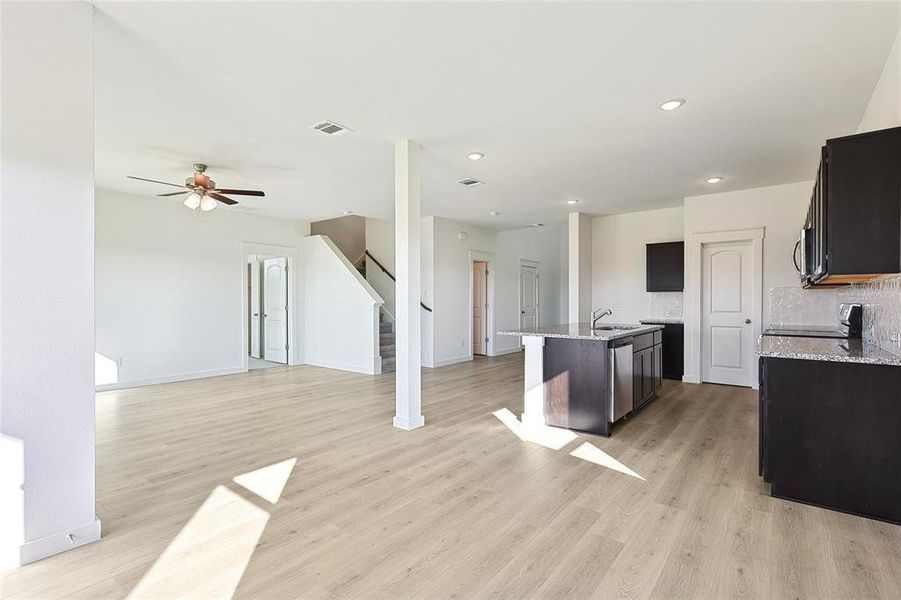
[[568, 212, 593, 322], [682, 181, 811, 383], [591, 207, 685, 324], [303, 236, 384, 374], [95, 189, 310, 388], [430, 218, 498, 366], [0, 1, 98, 566], [426, 217, 566, 365], [858, 20, 901, 133], [495, 224, 567, 353], [364, 217, 397, 318]]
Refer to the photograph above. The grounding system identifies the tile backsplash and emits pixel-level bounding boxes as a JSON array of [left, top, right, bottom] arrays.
[[647, 292, 683, 319], [768, 274, 901, 357]]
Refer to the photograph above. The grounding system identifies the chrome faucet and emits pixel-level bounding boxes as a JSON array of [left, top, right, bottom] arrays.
[[592, 307, 613, 329]]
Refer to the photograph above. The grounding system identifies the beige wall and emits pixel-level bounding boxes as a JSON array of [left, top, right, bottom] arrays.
[[591, 207, 684, 324], [310, 215, 365, 264]]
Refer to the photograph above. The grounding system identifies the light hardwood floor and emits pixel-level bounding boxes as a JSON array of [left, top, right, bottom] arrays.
[[3, 353, 901, 599]]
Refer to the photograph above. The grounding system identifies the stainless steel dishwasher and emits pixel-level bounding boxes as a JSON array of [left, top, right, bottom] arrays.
[[609, 338, 634, 422]]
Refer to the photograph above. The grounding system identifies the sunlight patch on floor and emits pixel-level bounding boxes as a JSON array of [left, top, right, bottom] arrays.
[[128, 485, 269, 599], [570, 441, 646, 480], [492, 407, 577, 451], [233, 457, 297, 504]]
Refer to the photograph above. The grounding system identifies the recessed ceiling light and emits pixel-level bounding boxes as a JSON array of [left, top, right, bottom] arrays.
[[526, 223, 544, 228], [467, 152, 485, 161], [489, 211, 500, 216], [458, 177, 484, 187], [658, 98, 685, 112], [705, 176, 724, 184], [565, 199, 579, 206]]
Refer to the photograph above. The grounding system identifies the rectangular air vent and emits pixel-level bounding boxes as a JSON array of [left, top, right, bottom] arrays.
[[458, 178, 484, 187], [311, 120, 352, 135]]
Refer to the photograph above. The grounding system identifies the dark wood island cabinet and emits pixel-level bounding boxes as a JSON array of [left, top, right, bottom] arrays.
[[758, 339, 901, 524]]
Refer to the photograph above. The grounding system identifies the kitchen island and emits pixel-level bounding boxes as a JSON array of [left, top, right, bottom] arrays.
[[498, 323, 664, 437]]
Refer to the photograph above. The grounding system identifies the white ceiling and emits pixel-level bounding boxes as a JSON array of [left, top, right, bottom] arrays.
[[94, 2, 900, 229]]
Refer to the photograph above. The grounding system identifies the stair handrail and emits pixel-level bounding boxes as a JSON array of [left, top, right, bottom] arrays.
[[361, 250, 433, 313]]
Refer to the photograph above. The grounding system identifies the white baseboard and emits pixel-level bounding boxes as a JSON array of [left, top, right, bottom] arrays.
[[19, 519, 101, 565], [425, 354, 472, 369], [96, 367, 247, 392], [492, 346, 524, 357], [304, 357, 377, 375], [682, 374, 701, 384], [393, 415, 425, 430]]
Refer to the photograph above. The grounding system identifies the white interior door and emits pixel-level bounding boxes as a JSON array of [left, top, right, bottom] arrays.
[[519, 263, 539, 329], [702, 241, 754, 386], [472, 262, 487, 355], [250, 260, 262, 359], [262, 257, 288, 364]]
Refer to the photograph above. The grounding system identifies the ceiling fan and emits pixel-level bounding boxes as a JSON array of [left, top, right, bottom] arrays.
[[127, 163, 265, 212]]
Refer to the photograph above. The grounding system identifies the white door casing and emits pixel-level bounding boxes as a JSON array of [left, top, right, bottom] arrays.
[[701, 240, 754, 386], [250, 260, 262, 359], [520, 262, 539, 330], [263, 257, 288, 364], [472, 261, 487, 355]]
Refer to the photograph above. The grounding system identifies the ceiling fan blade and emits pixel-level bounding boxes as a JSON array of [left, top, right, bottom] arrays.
[[157, 190, 189, 197], [208, 192, 238, 206], [127, 175, 187, 189], [212, 189, 265, 197]]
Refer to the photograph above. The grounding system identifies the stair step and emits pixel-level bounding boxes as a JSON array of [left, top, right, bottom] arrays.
[[379, 322, 393, 334], [380, 333, 395, 343], [380, 344, 396, 357], [381, 357, 396, 373]]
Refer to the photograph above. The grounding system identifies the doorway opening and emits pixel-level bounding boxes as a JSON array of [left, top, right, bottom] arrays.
[[472, 260, 488, 356], [468, 251, 496, 359], [248, 255, 289, 369], [686, 227, 763, 389], [519, 260, 539, 330]]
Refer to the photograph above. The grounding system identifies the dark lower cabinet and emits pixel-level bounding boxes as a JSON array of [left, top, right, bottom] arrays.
[[632, 333, 662, 410], [641, 321, 683, 380], [759, 356, 901, 524]]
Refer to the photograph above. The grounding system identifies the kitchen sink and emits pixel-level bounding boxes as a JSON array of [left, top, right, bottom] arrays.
[[594, 325, 642, 331]]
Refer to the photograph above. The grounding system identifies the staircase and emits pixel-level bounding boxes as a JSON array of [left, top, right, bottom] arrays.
[[379, 308, 396, 373]]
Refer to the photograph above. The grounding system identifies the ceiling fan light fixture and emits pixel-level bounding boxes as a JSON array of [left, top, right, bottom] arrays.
[[200, 194, 218, 212], [184, 191, 202, 210]]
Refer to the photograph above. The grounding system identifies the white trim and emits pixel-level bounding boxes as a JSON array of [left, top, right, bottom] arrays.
[[392, 415, 425, 430], [95, 367, 247, 392], [468, 251, 497, 357], [304, 357, 378, 375], [493, 346, 524, 357], [19, 519, 101, 566], [518, 259, 540, 340], [241, 242, 302, 371], [423, 354, 473, 369], [685, 227, 764, 390]]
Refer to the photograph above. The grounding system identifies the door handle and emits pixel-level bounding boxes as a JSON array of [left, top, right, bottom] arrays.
[[253, 313, 259, 317], [745, 319, 751, 324], [262, 313, 268, 318]]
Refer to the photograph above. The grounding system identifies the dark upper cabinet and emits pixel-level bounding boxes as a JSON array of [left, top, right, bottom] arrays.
[[646, 241, 684, 291], [805, 126, 901, 287]]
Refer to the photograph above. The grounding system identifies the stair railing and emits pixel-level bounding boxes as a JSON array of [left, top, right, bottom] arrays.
[[355, 250, 433, 313]]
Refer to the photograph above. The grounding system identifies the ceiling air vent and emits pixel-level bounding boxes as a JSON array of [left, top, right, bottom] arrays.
[[311, 120, 352, 135], [458, 177, 484, 187]]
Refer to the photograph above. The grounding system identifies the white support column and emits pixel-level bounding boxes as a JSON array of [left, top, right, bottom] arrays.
[[0, 1, 99, 567], [521, 336, 547, 427], [393, 140, 424, 430], [568, 212, 593, 323]]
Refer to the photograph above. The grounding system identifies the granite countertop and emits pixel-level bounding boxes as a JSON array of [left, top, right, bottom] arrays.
[[640, 318, 684, 324], [757, 336, 901, 367], [497, 322, 663, 342]]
